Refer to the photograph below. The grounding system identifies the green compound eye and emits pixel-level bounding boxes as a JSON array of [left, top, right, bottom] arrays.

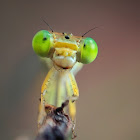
[[80, 37, 98, 64], [32, 30, 53, 57]]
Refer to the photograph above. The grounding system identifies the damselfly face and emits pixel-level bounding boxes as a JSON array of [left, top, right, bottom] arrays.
[[32, 30, 98, 69]]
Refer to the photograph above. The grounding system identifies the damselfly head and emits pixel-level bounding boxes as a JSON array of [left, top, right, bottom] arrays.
[[32, 30, 98, 69]]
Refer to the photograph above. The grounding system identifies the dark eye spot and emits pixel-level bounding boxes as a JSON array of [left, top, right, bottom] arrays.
[[65, 35, 70, 39], [43, 37, 47, 41], [84, 43, 86, 48]]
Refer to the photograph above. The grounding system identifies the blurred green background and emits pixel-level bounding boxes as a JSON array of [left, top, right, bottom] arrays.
[[0, 0, 139, 140]]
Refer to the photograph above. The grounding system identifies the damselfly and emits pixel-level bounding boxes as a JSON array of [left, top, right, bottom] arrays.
[[32, 25, 98, 128]]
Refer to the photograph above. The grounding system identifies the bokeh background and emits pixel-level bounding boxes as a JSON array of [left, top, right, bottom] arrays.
[[0, 0, 139, 140]]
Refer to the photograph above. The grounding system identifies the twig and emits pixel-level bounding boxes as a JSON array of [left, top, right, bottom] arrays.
[[35, 100, 74, 140]]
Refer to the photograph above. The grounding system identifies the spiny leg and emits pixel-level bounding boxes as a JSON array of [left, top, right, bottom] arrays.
[[66, 73, 79, 138], [70, 62, 83, 76], [38, 66, 58, 128]]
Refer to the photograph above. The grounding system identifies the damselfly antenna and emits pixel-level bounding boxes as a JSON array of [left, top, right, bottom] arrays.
[[82, 27, 98, 37], [41, 17, 54, 32]]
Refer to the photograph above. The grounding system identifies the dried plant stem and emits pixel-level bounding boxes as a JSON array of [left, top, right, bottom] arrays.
[[35, 100, 74, 140]]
